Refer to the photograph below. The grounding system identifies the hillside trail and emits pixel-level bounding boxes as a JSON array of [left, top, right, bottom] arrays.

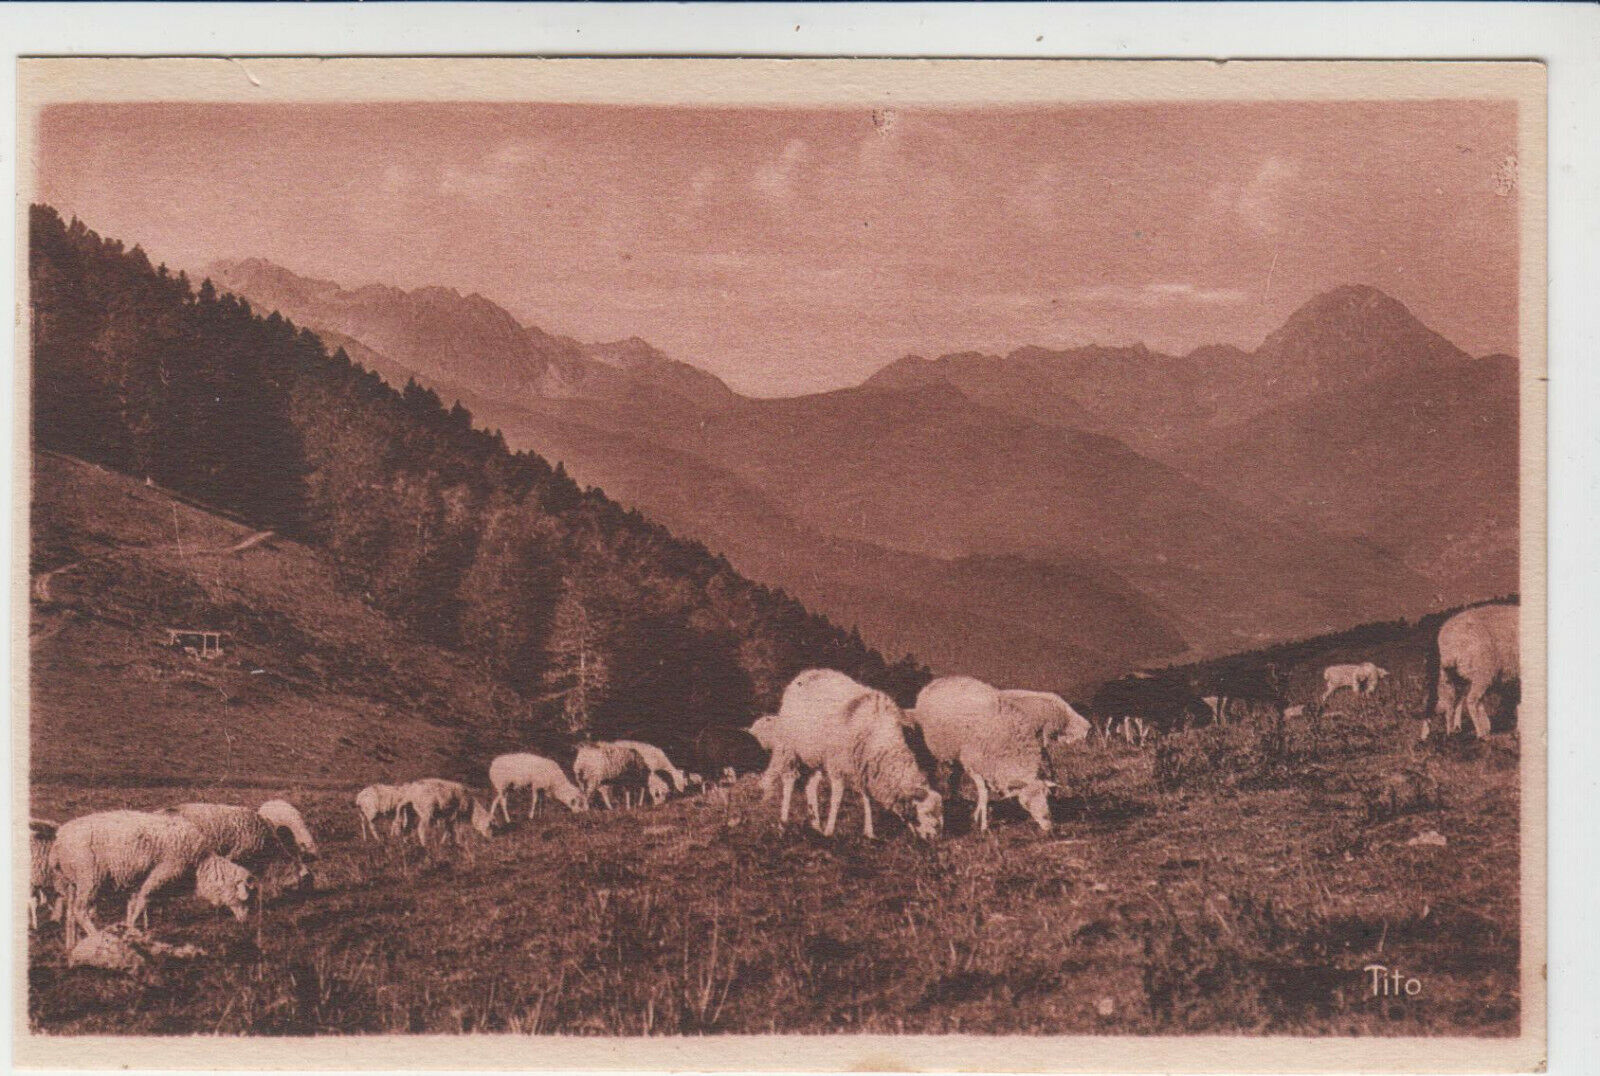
[[31, 522, 275, 607]]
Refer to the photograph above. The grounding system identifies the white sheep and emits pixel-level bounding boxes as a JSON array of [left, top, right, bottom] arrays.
[[611, 739, 688, 793], [747, 715, 784, 802], [30, 818, 61, 929], [751, 698, 832, 827], [396, 778, 494, 846], [257, 799, 319, 860], [573, 743, 658, 810], [355, 783, 408, 840], [998, 688, 1093, 747], [779, 669, 944, 840], [910, 676, 1058, 833], [488, 753, 587, 821], [163, 803, 313, 892], [47, 810, 256, 953]]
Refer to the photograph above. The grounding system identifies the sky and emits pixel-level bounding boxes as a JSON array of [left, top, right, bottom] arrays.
[[35, 100, 1520, 397]]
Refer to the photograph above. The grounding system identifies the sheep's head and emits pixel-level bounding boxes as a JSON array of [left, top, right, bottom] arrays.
[[561, 786, 589, 813], [1015, 781, 1055, 833], [470, 799, 496, 838], [720, 766, 738, 786], [647, 773, 670, 806], [194, 854, 255, 921], [904, 789, 944, 840], [685, 773, 706, 791], [747, 715, 779, 749], [1061, 707, 1092, 745], [1377, 667, 1392, 679]]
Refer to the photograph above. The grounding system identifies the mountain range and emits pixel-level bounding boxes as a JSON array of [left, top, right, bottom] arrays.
[[205, 260, 1518, 691]]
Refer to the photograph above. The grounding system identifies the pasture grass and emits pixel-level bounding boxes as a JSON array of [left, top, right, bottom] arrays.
[[28, 690, 1520, 1036]]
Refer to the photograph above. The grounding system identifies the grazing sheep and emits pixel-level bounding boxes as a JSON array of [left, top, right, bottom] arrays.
[[396, 778, 494, 846], [752, 700, 832, 827], [30, 818, 61, 929], [573, 742, 656, 810], [910, 676, 1057, 833], [257, 800, 319, 860], [779, 669, 944, 840], [488, 753, 586, 821], [163, 803, 312, 893], [355, 783, 408, 840], [1321, 662, 1390, 703], [612, 739, 688, 793], [1425, 603, 1519, 739], [998, 689, 1093, 747], [47, 810, 256, 953]]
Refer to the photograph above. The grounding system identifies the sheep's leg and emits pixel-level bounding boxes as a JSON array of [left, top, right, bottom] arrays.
[[64, 885, 87, 953], [823, 776, 844, 837], [529, 788, 542, 819], [860, 789, 875, 839], [778, 772, 797, 824], [28, 895, 37, 931], [1465, 680, 1493, 738], [804, 772, 825, 831], [974, 776, 990, 832], [125, 866, 172, 934], [599, 786, 615, 811], [490, 791, 507, 824]]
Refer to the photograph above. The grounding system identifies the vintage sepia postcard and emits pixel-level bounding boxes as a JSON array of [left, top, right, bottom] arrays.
[[13, 58, 1545, 1071]]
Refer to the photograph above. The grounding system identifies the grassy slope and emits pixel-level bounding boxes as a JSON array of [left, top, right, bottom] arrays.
[[28, 471, 1520, 1036], [29, 452, 519, 789]]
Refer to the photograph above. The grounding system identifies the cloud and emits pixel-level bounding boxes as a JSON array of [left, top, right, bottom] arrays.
[[750, 139, 811, 207], [1070, 282, 1249, 308], [1208, 155, 1302, 236], [436, 138, 558, 201]]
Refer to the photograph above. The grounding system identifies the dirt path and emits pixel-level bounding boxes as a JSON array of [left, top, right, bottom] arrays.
[[31, 530, 275, 604]]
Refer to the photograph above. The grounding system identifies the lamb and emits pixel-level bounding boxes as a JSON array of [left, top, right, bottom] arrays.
[[396, 778, 495, 846], [573, 742, 659, 810], [779, 668, 944, 840], [751, 697, 832, 827], [355, 783, 408, 840], [47, 810, 256, 953], [30, 818, 61, 929], [909, 676, 1058, 833], [163, 803, 313, 892], [488, 753, 587, 821], [612, 739, 688, 793], [256, 799, 319, 860]]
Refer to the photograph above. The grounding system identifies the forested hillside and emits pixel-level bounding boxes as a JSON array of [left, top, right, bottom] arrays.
[[28, 205, 927, 757]]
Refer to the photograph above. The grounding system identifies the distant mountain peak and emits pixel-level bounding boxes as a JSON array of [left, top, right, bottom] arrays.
[[1262, 283, 1466, 369]]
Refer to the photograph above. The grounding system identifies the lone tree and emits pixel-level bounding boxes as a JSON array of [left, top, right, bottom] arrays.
[[544, 584, 613, 736]]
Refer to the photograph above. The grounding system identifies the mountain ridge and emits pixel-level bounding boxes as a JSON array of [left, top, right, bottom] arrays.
[[205, 257, 1513, 683]]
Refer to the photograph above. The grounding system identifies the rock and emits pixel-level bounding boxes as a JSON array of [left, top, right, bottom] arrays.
[[1407, 830, 1448, 847]]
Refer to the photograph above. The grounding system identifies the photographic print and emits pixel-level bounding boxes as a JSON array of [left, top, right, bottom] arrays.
[[14, 58, 1545, 1071]]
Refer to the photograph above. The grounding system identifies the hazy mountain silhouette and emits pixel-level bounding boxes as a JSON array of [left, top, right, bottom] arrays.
[[210, 261, 1503, 682], [866, 284, 1516, 598]]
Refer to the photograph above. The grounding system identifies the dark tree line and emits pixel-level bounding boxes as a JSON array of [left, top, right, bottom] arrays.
[[29, 204, 930, 758]]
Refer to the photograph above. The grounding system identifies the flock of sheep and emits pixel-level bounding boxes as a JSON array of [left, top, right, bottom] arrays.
[[30, 601, 1518, 968], [28, 666, 1088, 964], [29, 799, 318, 959]]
